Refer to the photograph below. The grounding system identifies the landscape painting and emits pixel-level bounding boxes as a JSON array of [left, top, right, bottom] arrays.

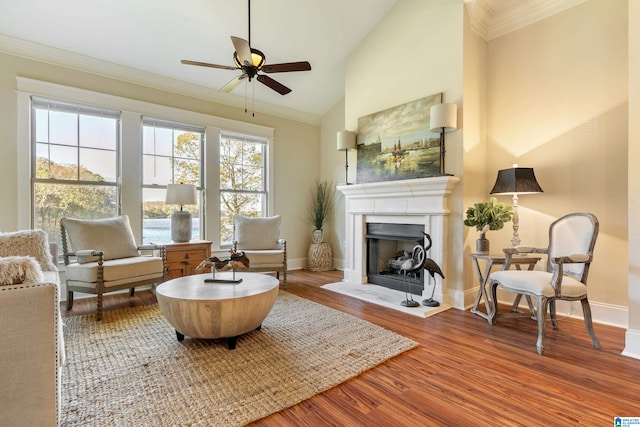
[[356, 93, 442, 184]]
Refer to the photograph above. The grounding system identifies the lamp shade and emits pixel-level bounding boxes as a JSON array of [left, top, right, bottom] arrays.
[[165, 183, 197, 206], [337, 130, 357, 151], [429, 103, 457, 133], [490, 167, 543, 195]]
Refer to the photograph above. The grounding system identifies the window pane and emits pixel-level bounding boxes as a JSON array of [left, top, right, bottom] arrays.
[[49, 110, 78, 146], [34, 182, 117, 247], [34, 109, 49, 143], [143, 126, 173, 156], [143, 155, 173, 185], [47, 146, 78, 179], [80, 115, 117, 150], [174, 158, 200, 185], [79, 148, 116, 181]]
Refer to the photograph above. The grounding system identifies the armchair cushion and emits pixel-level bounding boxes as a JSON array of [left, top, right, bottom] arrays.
[[0, 256, 44, 285], [65, 256, 164, 287], [242, 249, 285, 266], [61, 215, 139, 263], [234, 215, 281, 250], [0, 229, 57, 271], [490, 270, 587, 298]]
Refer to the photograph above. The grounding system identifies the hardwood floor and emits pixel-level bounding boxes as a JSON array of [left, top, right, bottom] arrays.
[[62, 270, 640, 426]]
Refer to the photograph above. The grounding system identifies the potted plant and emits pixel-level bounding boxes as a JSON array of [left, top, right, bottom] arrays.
[[464, 197, 513, 253], [308, 180, 336, 243]]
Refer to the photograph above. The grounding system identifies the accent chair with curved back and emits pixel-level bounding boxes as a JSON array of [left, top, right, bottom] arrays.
[[488, 212, 600, 355], [232, 214, 287, 286], [61, 215, 167, 320]]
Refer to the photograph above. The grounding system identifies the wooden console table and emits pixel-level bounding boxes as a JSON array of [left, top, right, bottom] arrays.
[[469, 252, 541, 323]]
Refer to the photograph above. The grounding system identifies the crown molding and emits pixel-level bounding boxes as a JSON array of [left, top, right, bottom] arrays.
[[464, 0, 587, 41], [0, 33, 322, 125]]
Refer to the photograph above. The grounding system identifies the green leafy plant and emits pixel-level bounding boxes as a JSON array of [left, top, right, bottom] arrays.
[[464, 197, 513, 236], [308, 180, 336, 230]]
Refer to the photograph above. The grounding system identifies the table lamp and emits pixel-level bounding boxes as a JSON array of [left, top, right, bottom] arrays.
[[166, 183, 197, 242], [490, 165, 543, 247]]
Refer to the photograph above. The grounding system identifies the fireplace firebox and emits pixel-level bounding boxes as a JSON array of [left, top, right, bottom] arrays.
[[366, 223, 426, 295]]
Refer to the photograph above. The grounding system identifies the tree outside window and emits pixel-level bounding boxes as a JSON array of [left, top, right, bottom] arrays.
[[219, 133, 267, 246]]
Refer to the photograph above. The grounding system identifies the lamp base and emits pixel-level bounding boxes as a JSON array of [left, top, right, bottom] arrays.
[[171, 211, 192, 243]]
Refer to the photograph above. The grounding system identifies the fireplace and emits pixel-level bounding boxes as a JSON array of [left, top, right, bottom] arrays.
[[337, 176, 459, 305], [366, 223, 425, 294]]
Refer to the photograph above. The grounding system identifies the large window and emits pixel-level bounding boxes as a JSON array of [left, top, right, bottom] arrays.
[[219, 132, 268, 246], [142, 118, 204, 244], [31, 97, 120, 246], [22, 80, 273, 252]]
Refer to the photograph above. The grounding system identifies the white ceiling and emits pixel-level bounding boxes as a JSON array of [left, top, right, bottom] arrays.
[[0, 0, 584, 122]]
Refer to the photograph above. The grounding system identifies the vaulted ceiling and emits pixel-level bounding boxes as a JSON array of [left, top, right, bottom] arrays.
[[0, 0, 585, 122]]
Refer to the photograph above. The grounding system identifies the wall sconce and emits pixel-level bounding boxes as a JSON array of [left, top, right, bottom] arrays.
[[165, 183, 197, 242], [337, 130, 357, 185], [429, 103, 458, 175], [490, 165, 543, 247]]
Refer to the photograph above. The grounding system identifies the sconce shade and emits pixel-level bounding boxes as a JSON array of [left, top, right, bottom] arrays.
[[490, 167, 543, 195], [337, 130, 357, 151], [165, 183, 197, 206], [430, 103, 458, 133]]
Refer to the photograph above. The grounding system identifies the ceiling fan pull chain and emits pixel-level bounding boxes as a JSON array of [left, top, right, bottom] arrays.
[[252, 82, 256, 117]]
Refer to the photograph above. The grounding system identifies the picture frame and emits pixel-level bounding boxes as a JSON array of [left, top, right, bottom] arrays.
[[356, 93, 442, 184]]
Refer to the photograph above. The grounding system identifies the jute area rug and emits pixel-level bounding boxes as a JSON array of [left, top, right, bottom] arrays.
[[61, 291, 418, 426]]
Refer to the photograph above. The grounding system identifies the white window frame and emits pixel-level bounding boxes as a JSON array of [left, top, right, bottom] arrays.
[[16, 77, 274, 251]]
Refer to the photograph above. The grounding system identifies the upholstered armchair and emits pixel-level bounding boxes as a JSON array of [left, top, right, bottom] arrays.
[[488, 212, 600, 355], [61, 215, 166, 320], [232, 215, 287, 286]]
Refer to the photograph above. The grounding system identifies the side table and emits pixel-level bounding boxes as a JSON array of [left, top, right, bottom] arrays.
[[163, 240, 212, 279], [307, 242, 333, 271], [469, 252, 541, 324]]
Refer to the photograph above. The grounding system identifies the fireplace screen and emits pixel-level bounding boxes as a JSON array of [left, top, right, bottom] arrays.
[[366, 223, 425, 294]]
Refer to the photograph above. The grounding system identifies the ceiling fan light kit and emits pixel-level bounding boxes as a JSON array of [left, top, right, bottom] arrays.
[[181, 0, 311, 106]]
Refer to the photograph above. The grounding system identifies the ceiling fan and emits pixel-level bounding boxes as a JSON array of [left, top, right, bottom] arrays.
[[180, 0, 311, 96]]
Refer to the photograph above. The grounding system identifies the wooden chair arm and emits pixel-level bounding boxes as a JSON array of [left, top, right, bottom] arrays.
[[551, 253, 591, 264]]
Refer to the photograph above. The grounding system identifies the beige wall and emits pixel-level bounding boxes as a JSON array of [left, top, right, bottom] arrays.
[[486, 0, 628, 323], [0, 52, 320, 268]]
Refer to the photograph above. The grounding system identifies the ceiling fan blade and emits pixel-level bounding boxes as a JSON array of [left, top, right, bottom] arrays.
[[231, 36, 253, 66], [262, 61, 312, 73], [220, 75, 246, 92], [257, 74, 291, 95], [181, 59, 237, 71]]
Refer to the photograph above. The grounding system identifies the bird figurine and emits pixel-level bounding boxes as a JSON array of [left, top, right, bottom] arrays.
[[422, 232, 444, 307], [399, 244, 425, 307]]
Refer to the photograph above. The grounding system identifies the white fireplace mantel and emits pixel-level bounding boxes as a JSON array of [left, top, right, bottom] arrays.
[[337, 176, 460, 305]]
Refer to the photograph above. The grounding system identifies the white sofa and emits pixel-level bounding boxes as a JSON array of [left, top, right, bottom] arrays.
[[0, 230, 64, 427]]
